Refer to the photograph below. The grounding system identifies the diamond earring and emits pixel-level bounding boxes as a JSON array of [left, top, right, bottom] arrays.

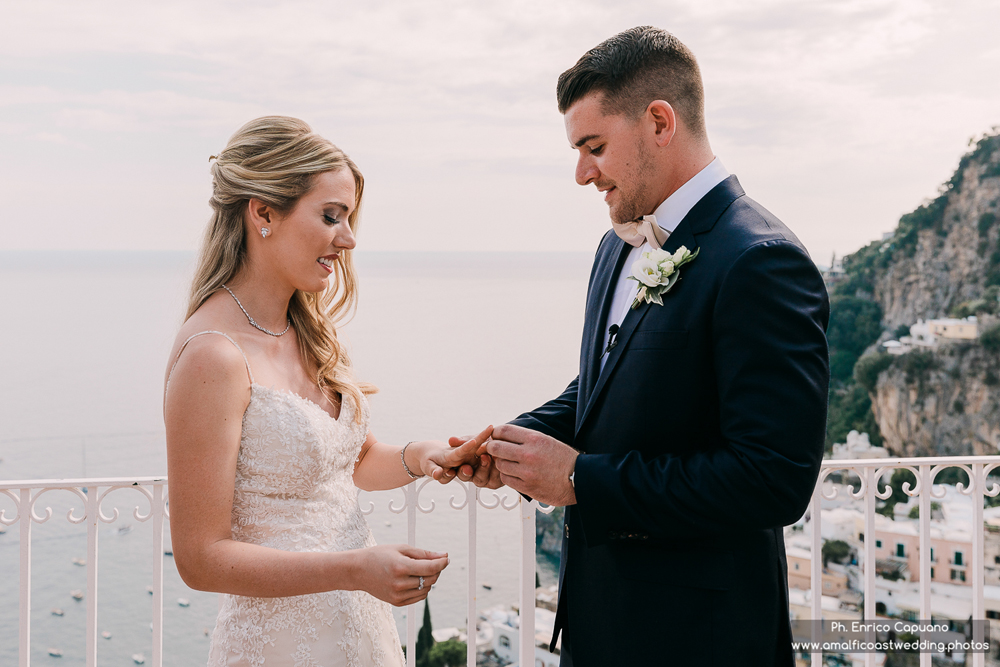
[[260, 227, 270, 239]]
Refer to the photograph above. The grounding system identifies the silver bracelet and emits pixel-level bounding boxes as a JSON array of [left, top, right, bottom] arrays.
[[400, 442, 422, 479]]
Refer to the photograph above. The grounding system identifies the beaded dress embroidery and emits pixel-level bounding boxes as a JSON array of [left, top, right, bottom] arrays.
[[170, 332, 404, 667]]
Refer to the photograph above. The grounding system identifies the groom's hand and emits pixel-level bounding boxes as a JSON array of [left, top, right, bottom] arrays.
[[423, 425, 493, 482], [486, 424, 578, 506], [447, 432, 504, 489]]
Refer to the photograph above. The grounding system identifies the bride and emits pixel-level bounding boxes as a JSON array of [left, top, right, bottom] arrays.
[[163, 116, 492, 667]]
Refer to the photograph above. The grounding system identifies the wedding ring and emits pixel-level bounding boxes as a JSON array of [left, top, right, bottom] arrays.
[[418, 576, 425, 591]]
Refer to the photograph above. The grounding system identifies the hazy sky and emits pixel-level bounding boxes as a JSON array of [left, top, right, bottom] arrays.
[[2, 0, 998, 263]]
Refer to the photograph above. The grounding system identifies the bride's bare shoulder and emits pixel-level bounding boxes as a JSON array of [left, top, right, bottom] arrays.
[[164, 295, 249, 390]]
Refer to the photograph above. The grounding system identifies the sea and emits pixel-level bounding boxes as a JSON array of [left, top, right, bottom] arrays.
[[0, 250, 593, 665]]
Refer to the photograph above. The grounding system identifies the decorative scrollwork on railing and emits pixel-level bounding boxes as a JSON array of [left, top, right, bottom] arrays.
[[448, 482, 473, 511], [387, 487, 408, 515], [477, 488, 520, 511], [818, 466, 866, 501], [929, 464, 975, 499], [29, 487, 89, 524], [874, 465, 924, 501], [97, 484, 154, 523], [985, 463, 1000, 499], [415, 478, 438, 514], [890, 465, 922, 498], [0, 489, 21, 526], [363, 481, 526, 515], [535, 501, 557, 515]]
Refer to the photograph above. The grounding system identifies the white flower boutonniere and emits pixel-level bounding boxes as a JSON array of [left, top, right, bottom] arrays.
[[627, 245, 700, 309]]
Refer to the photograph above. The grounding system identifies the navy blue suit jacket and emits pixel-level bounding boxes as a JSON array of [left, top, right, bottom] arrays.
[[511, 176, 830, 666]]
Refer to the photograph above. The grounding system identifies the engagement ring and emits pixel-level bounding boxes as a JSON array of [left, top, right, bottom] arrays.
[[418, 576, 424, 591]]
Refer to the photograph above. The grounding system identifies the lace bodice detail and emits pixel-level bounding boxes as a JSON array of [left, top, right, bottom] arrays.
[[169, 331, 403, 667], [232, 383, 372, 553]]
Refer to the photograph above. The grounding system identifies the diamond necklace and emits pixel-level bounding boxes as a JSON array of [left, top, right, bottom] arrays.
[[221, 284, 291, 337]]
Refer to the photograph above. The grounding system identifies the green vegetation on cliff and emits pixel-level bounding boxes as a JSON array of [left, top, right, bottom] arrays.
[[824, 129, 1000, 453]]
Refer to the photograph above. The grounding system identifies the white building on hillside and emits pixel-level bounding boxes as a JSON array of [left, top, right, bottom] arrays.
[[883, 317, 978, 354], [831, 431, 889, 460], [481, 603, 560, 667], [928, 316, 978, 339]]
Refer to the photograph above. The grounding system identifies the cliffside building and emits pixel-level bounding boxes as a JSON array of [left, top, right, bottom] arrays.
[[928, 316, 979, 339], [882, 317, 979, 355], [786, 546, 850, 596], [831, 430, 889, 460]]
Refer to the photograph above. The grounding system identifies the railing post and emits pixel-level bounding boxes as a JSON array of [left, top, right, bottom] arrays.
[[19, 487, 31, 667], [918, 465, 931, 667], [863, 467, 876, 667], [518, 497, 535, 667], [971, 463, 985, 667], [86, 485, 100, 667], [152, 483, 165, 667], [406, 482, 417, 667], [809, 478, 822, 667], [467, 484, 477, 667]]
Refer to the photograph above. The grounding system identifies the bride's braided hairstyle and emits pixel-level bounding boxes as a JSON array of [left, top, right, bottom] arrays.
[[188, 116, 374, 422]]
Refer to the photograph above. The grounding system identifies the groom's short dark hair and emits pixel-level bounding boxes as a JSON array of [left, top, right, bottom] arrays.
[[557, 26, 706, 137]]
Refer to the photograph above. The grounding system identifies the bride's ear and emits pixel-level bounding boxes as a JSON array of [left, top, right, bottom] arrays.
[[247, 198, 275, 237]]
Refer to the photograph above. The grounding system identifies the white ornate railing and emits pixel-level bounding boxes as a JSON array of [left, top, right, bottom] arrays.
[[3, 457, 999, 667], [808, 456, 1000, 667], [0, 476, 551, 667]]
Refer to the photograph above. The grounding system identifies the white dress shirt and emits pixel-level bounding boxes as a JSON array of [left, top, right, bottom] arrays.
[[600, 158, 730, 371]]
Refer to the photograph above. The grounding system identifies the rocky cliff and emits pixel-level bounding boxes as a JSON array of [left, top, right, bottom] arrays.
[[869, 332, 1000, 456], [834, 130, 1000, 456], [842, 132, 1000, 330]]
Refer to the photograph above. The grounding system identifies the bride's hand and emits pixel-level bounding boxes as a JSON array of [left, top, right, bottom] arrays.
[[418, 425, 493, 483], [447, 432, 504, 490], [356, 545, 449, 606]]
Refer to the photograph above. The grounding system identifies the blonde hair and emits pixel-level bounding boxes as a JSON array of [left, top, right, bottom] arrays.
[[188, 116, 374, 421]]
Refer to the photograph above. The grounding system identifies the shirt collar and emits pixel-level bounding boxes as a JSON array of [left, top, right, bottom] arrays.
[[651, 157, 730, 234]]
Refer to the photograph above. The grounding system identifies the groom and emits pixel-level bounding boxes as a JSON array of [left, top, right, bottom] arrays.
[[478, 27, 830, 666]]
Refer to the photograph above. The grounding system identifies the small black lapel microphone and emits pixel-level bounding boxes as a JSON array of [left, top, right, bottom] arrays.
[[603, 324, 620, 356]]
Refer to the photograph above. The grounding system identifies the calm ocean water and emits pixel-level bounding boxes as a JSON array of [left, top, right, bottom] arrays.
[[0, 250, 592, 665]]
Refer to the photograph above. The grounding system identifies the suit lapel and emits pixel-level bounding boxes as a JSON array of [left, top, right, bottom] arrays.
[[576, 219, 698, 434], [573, 176, 746, 436], [579, 236, 631, 412]]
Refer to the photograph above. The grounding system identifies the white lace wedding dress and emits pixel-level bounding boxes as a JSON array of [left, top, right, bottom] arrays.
[[170, 331, 404, 667]]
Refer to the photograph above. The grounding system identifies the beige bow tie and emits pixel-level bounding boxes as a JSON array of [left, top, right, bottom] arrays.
[[612, 214, 669, 249]]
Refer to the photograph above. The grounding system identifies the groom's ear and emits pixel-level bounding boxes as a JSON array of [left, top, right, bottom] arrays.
[[646, 100, 676, 148]]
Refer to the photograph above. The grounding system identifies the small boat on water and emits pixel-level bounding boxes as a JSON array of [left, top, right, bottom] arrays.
[[51, 608, 64, 616], [116, 524, 133, 535], [481, 583, 492, 590], [101, 631, 112, 639], [72, 557, 86, 566], [163, 549, 173, 556], [178, 598, 190, 607], [48, 649, 62, 657], [145, 585, 154, 595], [70, 590, 84, 601], [132, 653, 145, 664]]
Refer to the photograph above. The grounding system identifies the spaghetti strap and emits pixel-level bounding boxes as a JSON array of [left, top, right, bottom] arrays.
[[165, 331, 256, 398]]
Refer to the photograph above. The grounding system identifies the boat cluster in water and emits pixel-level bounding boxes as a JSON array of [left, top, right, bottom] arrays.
[[45, 551, 191, 661]]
